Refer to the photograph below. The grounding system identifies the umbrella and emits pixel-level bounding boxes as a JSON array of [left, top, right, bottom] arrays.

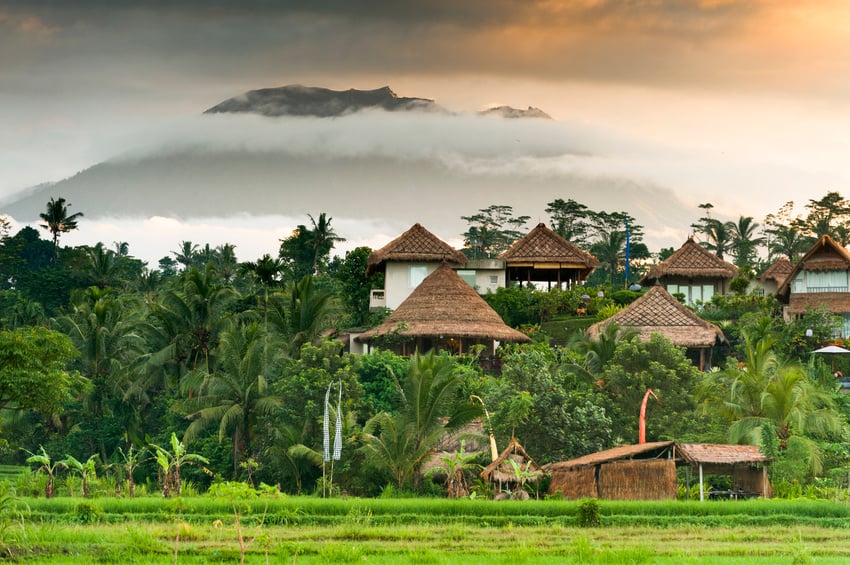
[[813, 345, 850, 354], [812, 345, 850, 373]]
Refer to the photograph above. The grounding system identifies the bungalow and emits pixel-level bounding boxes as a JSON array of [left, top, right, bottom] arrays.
[[356, 262, 531, 357], [585, 285, 726, 370], [366, 223, 467, 311], [640, 237, 738, 306], [498, 223, 599, 289], [776, 234, 850, 337]]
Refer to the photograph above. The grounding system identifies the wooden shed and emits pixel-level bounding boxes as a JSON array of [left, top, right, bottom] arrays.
[[545, 442, 772, 501], [544, 442, 678, 500]]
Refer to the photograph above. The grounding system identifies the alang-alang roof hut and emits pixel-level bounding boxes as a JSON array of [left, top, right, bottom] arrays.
[[498, 223, 599, 289], [586, 285, 726, 370], [356, 262, 531, 355]]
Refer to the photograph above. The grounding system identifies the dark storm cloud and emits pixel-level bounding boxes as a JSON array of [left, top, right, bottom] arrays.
[[0, 1, 768, 90]]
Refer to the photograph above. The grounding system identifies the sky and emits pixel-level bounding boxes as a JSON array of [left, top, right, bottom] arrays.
[[1, 1, 849, 265]]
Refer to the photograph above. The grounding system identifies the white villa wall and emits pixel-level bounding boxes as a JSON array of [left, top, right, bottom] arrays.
[[384, 262, 440, 310]]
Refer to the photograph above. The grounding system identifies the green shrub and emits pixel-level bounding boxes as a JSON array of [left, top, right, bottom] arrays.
[[577, 498, 601, 527], [73, 500, 103, 524]]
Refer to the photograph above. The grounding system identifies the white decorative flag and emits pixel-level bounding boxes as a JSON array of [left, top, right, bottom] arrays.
[[333, 380, 343, 461], [323, 381, 332, 462]]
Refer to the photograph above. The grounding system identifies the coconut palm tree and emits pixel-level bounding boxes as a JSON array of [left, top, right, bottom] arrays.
[[729, 216, 764, 268], [590, 230, 626, 289], [700, 219, 735, 259], [39, 196, 83, 254], [699, 333, 843, 475], [182, 322, 283, 476], [362, 351, 481, 489], [307, 212, 345, 275], [267, 275, 335, 356]]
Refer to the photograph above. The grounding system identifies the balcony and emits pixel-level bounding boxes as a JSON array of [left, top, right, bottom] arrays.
[[369, 289, 386, 310], [806, 286, 849, 293]]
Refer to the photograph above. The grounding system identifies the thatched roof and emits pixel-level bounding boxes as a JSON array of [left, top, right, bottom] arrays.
[[777, 235, 850, 302], [480, 438, 543, 484], [677, 443, 770, 465], [786, 293, 850, 315], [498, 223, 599, 269], [640, 237, 738, 284], [543, 441, 675, 471], [759, 257, 794, 286], [585, 286, 726, 348], [366, 223, 467, 275], [356, 263, 532, 343]]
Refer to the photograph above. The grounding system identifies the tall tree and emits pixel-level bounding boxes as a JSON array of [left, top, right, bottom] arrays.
[[729, 216, 764, 268], [39, 196, 84, 252], [800, 191, 850, 244], [461, 205, 530, 258], [182, 322, 283, 476], [363, 352, 481, 489], [545, 198, 592, 246], [307, 213, 345, 275]]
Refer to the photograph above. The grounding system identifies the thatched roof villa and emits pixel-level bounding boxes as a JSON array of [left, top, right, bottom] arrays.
[[585, 285, 726, 370], [498, 223, 599, 290], [356, 262, 531, 356], [640, 237, 738, 305]]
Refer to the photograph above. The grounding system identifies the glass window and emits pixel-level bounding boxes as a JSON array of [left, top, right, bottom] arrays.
[[457, 270, 477, 287], [408, 266, 428, 288]]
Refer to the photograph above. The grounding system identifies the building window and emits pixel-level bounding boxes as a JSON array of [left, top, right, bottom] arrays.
[[408, 266, 428, 288], [489, 275, 498, 284], [457, 270, 476, 287]]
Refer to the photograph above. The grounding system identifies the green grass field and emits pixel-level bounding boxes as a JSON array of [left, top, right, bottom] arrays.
[[3, 496, 850, 563]]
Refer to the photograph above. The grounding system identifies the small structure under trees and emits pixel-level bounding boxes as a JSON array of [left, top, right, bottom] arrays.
[[480, 438, 543, 499], [545, 441, 771, 501]]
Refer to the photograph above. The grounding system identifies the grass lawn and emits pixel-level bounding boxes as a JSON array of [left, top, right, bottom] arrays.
[[5, 497, 850, 563]]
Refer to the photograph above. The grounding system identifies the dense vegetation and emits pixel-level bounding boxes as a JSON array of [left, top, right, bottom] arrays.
[[1, 193, 850, 502]]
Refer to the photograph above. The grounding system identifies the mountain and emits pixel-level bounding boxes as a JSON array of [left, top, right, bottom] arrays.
[[479, 106, 552, 119], [205, 85, 445, 117]]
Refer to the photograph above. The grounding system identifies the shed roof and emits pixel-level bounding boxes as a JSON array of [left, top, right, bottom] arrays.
[[498, 223, 599, 269], [366, 223, 467, 275], [641, 237, 737, 284], [585, 286, 725, 348], [677, 443, 770, 465], [543, 441, 676, 471], [356, 263, 531, 343]]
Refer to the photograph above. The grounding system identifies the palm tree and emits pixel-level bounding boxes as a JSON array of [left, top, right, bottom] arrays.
[[268, 275, 335, 356], [150, 264, 238, 375], [172, 241, 199, 272], [700, 333, 843, 475], [182, 322, 283, 476], [53, 287, 146, 460], [362, 351, 481, 489], [308, 213, 345, 275], [215, 243, 238, 283], [241, 254, 285, 331], [590, 230, 626, 289], [767, 223, 809, 262], [570, 322, 638, 376], [729, 216, 764, 268], [700, 219, 735, 259], [39, 196, 83, 253]]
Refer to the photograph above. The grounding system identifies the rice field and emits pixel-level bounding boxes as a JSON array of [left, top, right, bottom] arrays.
[[4, 496, 850, 563]]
